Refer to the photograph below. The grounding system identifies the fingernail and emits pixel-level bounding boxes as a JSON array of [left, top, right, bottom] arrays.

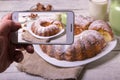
[[26, 45, 34, 53]]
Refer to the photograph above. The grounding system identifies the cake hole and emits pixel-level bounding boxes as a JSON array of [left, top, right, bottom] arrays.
[[74, 25, 83, 35], [40, 21, 51, 27]]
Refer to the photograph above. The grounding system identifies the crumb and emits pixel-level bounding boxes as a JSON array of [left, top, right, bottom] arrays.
[[37, 3, 45, 11], [23, 24, 27, 27], [23, 29, 26, 32], [45, 4, 52, 11], [36, 3, 41, 7], [29, 13, 38, 19]]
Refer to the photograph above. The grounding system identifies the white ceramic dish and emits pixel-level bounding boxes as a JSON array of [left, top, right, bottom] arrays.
[[33, 39, 117, 67]]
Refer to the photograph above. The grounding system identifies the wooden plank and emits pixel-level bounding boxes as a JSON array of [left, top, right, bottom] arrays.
[[0, 0, 89, 11], [82, 51, 120, 80], [0, 72, 44, 80], [3, 62, 20, 73], [0, 12, 9, 19]]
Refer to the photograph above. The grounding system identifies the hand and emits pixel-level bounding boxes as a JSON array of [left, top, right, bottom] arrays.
[[0, 13, 34, 72]]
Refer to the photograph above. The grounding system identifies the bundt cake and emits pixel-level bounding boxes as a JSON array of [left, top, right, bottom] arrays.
[[31, 19, 63, 36], [40, 30, 106, 61], [39, 15, 114, 61], [89, 20, 113, 42]]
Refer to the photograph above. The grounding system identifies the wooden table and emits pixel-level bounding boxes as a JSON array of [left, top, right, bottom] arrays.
[[0, 0, 120, 80]]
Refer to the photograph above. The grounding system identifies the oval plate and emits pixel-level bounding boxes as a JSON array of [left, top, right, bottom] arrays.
[[28, 22, 65, 39], [33, 39, 117, 67]]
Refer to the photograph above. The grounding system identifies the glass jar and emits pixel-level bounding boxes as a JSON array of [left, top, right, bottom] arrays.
[[109, 0, 120, 36], [89, 0, 108, 20]]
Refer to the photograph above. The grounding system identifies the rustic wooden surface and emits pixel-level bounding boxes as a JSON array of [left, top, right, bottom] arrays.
[[0, 0, 120, 80]]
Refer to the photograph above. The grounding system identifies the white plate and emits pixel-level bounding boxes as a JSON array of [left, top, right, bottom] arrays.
[[27, 22, 65, 39], [33, 39, 117, 67]]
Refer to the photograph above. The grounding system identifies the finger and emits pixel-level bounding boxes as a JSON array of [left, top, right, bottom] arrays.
[[13, 51, 24, 62], [3, 20, 21, 32], [14, 44, 30, 49], [2, 13, 12, 20], [24, 45, 34, 53], [14, 44, 23, 49], [15, 44, 34, 53], [0, 20, 21, 35]]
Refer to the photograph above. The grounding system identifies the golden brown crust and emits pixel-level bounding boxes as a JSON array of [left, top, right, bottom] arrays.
[[89, 20, 114, 42], [74, 15, 94, 35], [38, 14, 113, 61], [40, 30, 106, 61], [74, 24, 83, 35]]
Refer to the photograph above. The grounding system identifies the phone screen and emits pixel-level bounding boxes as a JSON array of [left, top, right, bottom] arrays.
[[12, 11, 74, 44]]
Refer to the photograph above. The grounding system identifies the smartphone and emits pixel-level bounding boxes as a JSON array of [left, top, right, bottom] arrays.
[[11, 10, 74, 44]]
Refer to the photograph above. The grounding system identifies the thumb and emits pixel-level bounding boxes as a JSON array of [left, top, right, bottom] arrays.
[[0, 20, 21, 35]]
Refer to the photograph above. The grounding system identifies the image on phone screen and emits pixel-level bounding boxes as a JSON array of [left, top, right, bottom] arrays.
[[12, 11, 74, 44]]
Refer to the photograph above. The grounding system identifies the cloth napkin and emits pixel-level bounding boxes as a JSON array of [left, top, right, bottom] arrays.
[[16, 51, 85, 80]]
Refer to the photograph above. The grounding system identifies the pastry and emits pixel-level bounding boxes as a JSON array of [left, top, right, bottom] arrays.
[[31, 19, 63, 36], [89, 20, 113, 42], [31, 3, 52, 11], [40, 30, 106, 61]]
